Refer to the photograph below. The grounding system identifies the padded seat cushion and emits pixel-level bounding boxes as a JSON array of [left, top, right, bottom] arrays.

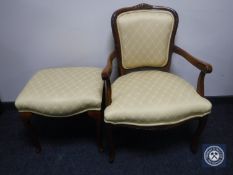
[[15, 67, 103, 117], [104, 71, 211, 126]]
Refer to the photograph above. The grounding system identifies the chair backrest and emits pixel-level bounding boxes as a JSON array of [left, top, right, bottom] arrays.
[[111, 4, 179, 75]]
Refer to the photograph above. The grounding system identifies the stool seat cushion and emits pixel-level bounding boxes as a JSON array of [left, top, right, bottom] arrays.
[[104, 71, 211, 126], [15, 67, 103, 117]]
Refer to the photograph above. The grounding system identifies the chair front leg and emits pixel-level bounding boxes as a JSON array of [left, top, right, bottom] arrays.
[[96, 112, 104, 152], [20, 112, 41, 153], [190, 116, 208, 153], [107, 124, 115, 163]]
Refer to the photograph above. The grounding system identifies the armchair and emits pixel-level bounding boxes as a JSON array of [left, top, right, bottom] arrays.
[[102, 3, 213, 162]]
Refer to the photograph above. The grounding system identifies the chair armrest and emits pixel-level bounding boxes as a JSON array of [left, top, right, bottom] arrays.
[[101, 50, 116, 80], [174, 45, 212, 73], [174, 45, 213, 96]]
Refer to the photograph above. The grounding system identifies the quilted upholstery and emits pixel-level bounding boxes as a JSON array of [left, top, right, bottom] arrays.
[[104, 71, 211, 126], [15, 67, 103, 117], [117, 10, 174, 69]]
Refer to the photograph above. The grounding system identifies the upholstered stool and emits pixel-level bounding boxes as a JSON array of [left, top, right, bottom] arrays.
[[15, 67, 104, 152]]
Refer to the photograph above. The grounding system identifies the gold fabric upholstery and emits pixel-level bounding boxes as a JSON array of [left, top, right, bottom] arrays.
[[117, 10, 174, 69], [104, 71, 211, 126], [15, 67, 103, 117]]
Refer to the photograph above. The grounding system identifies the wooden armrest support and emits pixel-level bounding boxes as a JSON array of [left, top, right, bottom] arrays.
[[174, 45, 212, 73], [101, 51, 116, 106], [101, 50, 116, 80]]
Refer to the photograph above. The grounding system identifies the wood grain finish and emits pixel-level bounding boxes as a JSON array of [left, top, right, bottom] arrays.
[[174, 45, 212, 73], [197, 71, 206, 97], [101, 50, 117, 106], [101, 50, 116, 80]]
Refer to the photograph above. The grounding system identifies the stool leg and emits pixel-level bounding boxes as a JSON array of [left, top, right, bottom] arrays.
[[20, 112, 41, 153], [88, 111, 104, 152], [190, 117, 208, 153]]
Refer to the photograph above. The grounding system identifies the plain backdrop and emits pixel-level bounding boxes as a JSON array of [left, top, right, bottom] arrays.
[[0, 0, 233, 101]]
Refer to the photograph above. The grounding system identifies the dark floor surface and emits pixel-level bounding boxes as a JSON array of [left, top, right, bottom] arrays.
[[0, 101, 232, 175]]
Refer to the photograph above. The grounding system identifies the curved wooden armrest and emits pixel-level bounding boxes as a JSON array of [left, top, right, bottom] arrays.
[[174, 45, 213, 96], [101, 51, 116, 106], [174, 45, 212, 73], [101, 50, 116, 80]]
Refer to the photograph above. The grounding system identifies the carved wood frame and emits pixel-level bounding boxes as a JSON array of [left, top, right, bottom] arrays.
[[111, 3, 179, 76], [102, 3, 213, 162]]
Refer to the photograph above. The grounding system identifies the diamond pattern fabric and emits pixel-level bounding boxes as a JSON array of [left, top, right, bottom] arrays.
[[15, 67, 103, 117], [117, 10, 175, 69], [104, 71, 211, 126]]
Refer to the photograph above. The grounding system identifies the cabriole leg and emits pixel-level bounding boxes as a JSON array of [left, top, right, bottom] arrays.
[[107, 124, 115, 163], [191, 117, 208, 153]]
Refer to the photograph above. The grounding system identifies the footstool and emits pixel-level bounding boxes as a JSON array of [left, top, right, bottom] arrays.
[[15, 67, 104, 152]]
